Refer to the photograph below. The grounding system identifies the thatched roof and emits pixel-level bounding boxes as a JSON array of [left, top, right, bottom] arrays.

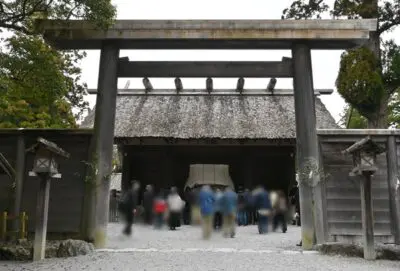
[[81, 95, 338, 139]]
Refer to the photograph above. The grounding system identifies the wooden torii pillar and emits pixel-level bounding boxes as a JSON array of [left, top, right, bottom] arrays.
[[292, 44, 326, 249], [83, 42, 119, 247]]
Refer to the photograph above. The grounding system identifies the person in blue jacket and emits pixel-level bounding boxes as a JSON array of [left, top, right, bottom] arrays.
[[221, 187, 238, 238], [253, 186, 272, 234], [198, 185, 215, 239]]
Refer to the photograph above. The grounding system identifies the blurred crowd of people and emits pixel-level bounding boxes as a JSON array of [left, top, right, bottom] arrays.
[[117, 181, 300, 240]]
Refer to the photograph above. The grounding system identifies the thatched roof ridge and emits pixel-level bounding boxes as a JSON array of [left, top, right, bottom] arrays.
[[81, 95, 338, 139]]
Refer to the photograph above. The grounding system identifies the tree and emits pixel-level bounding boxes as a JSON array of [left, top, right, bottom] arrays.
[[0, 0, 116, 34], [0, 34, 89, 128], [0, 0, 116, 128], [339, 105, 368, 128], [283, 0, 400, 128], [339, 87, 400, 128]]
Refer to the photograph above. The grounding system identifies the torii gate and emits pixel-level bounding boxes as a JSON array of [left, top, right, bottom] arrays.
[[36, 19, 377, 249]]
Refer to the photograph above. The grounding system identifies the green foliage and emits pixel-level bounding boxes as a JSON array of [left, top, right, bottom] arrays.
[[0, 1, 116, 128], [0, 34, 89, 128], [336, 47, 385, 118], [0, 0, 116, 34], [382, 40, 400, 93], [332, 0, 378, 19], [283, 0, 400, 128], [388, 90, 400, 127], [339, 106, 368, 128], [282, 0, 330, 19]]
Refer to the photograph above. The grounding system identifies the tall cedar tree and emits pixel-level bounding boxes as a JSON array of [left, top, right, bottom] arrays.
[[283, 0, 400, 128], [0, 0, 116, 128]]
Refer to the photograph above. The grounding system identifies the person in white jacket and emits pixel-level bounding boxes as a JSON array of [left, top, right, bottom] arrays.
[[167, 187, 185, 230]]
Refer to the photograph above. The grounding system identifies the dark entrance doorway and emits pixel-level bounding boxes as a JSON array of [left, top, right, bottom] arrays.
[[123, 144, 296, 196]]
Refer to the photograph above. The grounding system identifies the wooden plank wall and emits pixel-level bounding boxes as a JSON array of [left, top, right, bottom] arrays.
[[0, 135, 18, 214], [0, 131, 92, 235], [319, 134, 393, 243]]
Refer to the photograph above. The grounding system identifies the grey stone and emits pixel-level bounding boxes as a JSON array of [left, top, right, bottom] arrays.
[[57, 240, 94, 258], [316, 242, 400, 261], [1, 239, 94, 261], [46, 241, 61, 259], [0, 245, 31, 261], [376, 245, 400, 261]]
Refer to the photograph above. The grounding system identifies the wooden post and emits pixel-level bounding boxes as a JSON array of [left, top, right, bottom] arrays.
[[386, 135, 400, 244], [1, 212, 7, 240], [360, 173, 376, 260], [20, 212, 27, 239], [33, 176, 50, 261], [12, 135, 25, 236], [85, 42, 119, 248], [121, 147, 132, 193], [292, 43, 325, 249]]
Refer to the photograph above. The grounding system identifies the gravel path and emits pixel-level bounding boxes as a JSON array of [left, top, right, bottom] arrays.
[[105, 223, 302, 251], [1, 223, 399, 271]]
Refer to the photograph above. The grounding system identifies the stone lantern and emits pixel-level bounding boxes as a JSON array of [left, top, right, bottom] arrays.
[[343, 136, 386, 260], [29, 137, 69, 178], [27, 137, 70, 261], [344, 136, 385, 177]]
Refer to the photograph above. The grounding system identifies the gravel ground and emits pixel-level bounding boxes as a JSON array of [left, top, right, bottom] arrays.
[[1, 223, 399, 271], [105, 223, 302, 251]]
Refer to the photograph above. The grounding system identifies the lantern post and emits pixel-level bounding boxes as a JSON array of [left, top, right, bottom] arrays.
[[27, 137, 70, 261], [343, 136, 385, 260]]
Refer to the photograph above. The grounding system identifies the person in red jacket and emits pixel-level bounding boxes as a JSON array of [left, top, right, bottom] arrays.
[[153, 192, 167, 229]]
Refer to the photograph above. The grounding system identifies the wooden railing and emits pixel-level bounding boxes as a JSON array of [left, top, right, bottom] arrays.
[[1, 212, 28, 240]]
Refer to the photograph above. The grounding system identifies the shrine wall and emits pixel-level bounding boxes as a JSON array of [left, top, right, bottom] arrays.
[[318, 129, 398, 244], [0, 130, 92, 238]]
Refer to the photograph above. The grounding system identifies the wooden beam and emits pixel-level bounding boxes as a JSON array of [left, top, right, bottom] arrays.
[[32, 176, 51, 261], [0, 153, 15, 180], [174, 77, 183, 91], [88, 88, 334, 96], [117, 61, 293, 78], [386, 136, 400, 244], [361, 174, 376, 260], [37, 19, 377, 50], [12, 135, 26, 236], [142, 77, 153, 92]]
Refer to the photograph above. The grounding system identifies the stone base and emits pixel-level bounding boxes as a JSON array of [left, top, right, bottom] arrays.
[[315, 243, 400, 261], [0, 239, 94, 261]]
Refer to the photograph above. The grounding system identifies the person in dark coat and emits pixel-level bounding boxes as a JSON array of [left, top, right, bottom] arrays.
[[143, 184, 154, 225], [253, 186, 272, 234], [237, 188, 247, 226], [119, 181, 140, 236], [183, 187, 193, 225], [289, 182, 301, 226], [243, 188, 253, 225], [272, 190, 288, 233]]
